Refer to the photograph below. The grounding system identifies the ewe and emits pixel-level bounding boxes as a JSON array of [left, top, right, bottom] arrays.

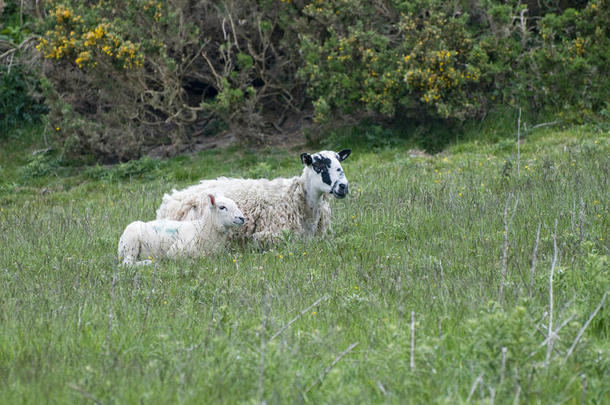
[[156, 149, 351, 244], [119, 193, 244, 265]]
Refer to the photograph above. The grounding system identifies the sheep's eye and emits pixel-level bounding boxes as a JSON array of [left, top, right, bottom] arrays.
[[219, 206, 227, 210]]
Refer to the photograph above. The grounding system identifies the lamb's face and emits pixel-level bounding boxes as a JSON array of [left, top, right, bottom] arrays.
[[210, 195, 245, 228], [301, 149, 351, 198]]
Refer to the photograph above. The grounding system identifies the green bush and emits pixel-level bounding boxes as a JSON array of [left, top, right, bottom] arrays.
[[16, 0, 610, 160], [17, 149, 60, 179], [34, 0, 303, 161], [299, 3, 485, 122], [527, 2, 609, 115], [0, 66, 47, 135], [298, 0, 609, 127]]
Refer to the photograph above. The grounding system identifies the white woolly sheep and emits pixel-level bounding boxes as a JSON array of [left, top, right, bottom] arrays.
[[118, 193, 244, 265], [155, 149, 352, 244]]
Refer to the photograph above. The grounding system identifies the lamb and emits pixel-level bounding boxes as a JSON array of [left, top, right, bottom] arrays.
[[156, 149, 352, 244], [118, 193, 244, 265]]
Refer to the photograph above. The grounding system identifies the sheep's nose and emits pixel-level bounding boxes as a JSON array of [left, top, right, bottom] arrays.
[[332, 182, 349, 199], [237, 216, 245, 224]]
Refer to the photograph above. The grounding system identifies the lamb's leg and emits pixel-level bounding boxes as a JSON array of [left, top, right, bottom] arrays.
[[166, 242, 183, 259], [118, 232, 141, 266], [134, 259, 153, 266]]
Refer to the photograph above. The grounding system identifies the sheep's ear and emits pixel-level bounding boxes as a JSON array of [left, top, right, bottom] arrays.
[[208, 193, 216, 206], [338, 149, 351, 161], [301, 153, 313, 166]]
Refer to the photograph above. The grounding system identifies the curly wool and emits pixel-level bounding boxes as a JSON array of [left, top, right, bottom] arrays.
[[156, 169, 332, 244]]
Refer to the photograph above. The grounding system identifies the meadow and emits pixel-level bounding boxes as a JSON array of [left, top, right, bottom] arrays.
[[0, 122, 608, 403]]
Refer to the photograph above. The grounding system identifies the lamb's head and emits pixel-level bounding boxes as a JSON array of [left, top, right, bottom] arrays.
[[207, 193, 245, 229], [300, 149, 351, 199]]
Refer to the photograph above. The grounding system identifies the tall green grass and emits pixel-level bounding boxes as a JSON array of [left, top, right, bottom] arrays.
[[0, 124, 608, 403]]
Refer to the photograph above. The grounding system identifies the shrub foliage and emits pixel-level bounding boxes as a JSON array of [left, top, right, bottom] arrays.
[[1, 0, 608, 160]]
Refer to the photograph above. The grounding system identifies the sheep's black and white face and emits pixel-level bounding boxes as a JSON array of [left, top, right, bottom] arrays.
[[301, 149, 351, 198], [209, 194, 245, 228]]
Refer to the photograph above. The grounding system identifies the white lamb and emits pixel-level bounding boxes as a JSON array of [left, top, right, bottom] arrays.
[[156, 149, 352, 244], [118, 193, 244, 265]]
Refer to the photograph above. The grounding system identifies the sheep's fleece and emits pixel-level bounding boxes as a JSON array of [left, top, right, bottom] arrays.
[[156, 149, 351, 243], [119, 193, 244, 265]]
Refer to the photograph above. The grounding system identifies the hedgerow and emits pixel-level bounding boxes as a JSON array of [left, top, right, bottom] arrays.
[[1, 0, 608, 160], [30, 0, 303, 161], [298, 0, 609, 123]]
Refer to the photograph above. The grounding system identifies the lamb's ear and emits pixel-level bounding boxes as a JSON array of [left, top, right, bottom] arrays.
[[300, 153, 313, 166], [337, 149, 351, 161], [208, 193, 216, 206]]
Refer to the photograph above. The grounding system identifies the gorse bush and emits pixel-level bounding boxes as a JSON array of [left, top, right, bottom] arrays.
[[36, 4, 144, 69], [299, 0, 609, 123], [299, 3, 485, 121], [528, 3, 609, 115], [2, 0, 606, 160], [33, 0, 303, 161]]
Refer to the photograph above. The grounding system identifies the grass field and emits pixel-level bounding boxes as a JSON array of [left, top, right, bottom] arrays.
[[0, 122, 608, 403]]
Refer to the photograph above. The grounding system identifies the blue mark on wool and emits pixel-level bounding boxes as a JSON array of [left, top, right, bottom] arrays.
[[153, 225, 178, 236]]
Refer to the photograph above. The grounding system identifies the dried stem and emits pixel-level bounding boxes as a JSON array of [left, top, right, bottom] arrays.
[[565, 292, 607, 361], [535, 313, 576, 353], [580, 374, 587, 405], [517, 107, 521, 177], [103, 268, 118, 356], [141, 265, 157, 334], [67, 383, 103, 405], [438, 260, 447, 306], [258, 292, 269, 402], [269, 296, 327, 342], [513, 385, 521, 405], [410, 311, 416, 372], [499, 194, 513, 303], [500, 347, 507, 385], [545, 219, 558, 366], [467, 374, 483, 402], [529, 121, 559, 130], [530, 222, 541, 294], [305, 342, 359, 393]]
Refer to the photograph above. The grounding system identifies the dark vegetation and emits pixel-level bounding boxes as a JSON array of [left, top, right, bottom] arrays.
[[1, 0, 608, 161]]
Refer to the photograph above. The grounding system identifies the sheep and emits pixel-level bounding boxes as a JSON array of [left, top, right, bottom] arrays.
[[155, 149, 352, 244], [118, 193, 245, 265]]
